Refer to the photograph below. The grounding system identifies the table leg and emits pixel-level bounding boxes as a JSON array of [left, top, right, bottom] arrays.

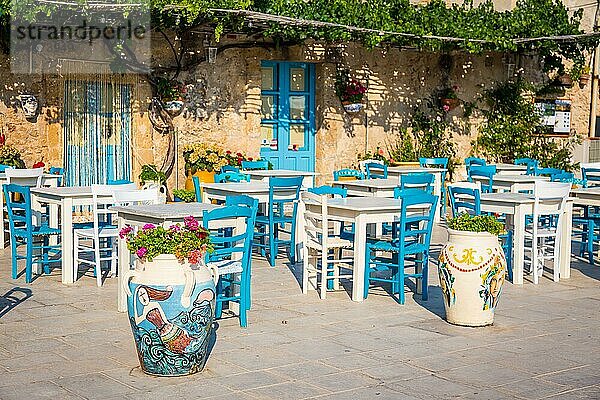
[[513, 204, 525, 285], [49, 203, 59, 246], [559, 202, 573, 280], [30, 195, 44, 274], [117, 216, 128, 312], [433, 172, 442, 222], [61, 198, 74, 284], [352, 214, 366, 302]]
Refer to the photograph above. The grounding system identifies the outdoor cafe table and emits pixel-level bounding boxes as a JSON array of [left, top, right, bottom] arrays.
[[491, 163, 528, 175], [570, 186, 600, 207], [479, 192, 573, 284], [472, 174, 549, 193], [112, 202, 231, 312], [330, 178, 443, 222], [1, 173, 62, 245], [302, 197, 429, 302], [243, 169, 316, 188], [29, 186, 111, 285]]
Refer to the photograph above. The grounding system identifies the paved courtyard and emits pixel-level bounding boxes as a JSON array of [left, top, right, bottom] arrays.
[[1, 226, 599, 400]]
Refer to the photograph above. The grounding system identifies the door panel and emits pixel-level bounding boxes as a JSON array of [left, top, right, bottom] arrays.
[[260, 61, 315, 171]]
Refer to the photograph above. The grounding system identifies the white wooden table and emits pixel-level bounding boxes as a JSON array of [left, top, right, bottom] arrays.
[[472, 174, 549, 193], [479, 192, 573, 284], [303, 197, 427, 302], [30, 186, 112, 284], [571, 187, 600, 207], [112, 202, 227, 312], [330, 178, 443, 222], [243, 169, 316, 188], [1, 173, 62, 245], [491, 164, 527, 175]]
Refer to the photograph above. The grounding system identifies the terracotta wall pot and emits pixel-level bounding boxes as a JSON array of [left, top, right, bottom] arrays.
[[441, 98, 460, 110], [579, 74, 591, 88], [185, 170, 216, 191], [438, 229, 507, 327], [123, 255, 219, 376]]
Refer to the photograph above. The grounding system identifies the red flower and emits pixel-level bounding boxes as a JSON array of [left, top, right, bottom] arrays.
[[33, 161, 45, 168], [248, 157, 253, 161], [0, 134, 5, 146], [226, 150, 232, 155], [236, 152, 242, 157]]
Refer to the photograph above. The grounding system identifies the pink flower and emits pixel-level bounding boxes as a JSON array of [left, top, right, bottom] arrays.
[[442, 105, 450, 112], [169, 224, 181, 232], [119, 226, 133, 239], [136, 247, 148, 258], [142, 223, 155, 230], [184, 216, 199, 231]]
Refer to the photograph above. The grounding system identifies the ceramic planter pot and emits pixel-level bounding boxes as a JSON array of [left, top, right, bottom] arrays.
[[142, 181, 167, 203], [438, 229, 507, 327], [163, 100, 185, 116], [579, 74, 591, 88], [342, 102, 363, 115], [123, 255, 219, 376], [184, 170, 216, 191]]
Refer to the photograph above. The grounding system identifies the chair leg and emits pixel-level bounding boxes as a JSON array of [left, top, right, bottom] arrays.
[[239, 280, 248, 328], [94, 236, 102, 287], [364, 247, 371, 299], [302, 245, 309, 294], [398, 256, 405, 305], [532, 236, 539, 284], [421, 254, 429, 301], [268, 223, 276, 267], [215, 280, 224, 319], [289, 220, 296, 264], [553, 236, 560, 282], [25, 239, 33, 283], [587, 220, 595, 265], [319, 248, 328, 300], [11, 238, 18, 279], [42, 236, 50, 275]]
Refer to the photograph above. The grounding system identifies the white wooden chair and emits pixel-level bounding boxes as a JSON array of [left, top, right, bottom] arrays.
[[301, 191, 354, 299], [5, 167, 43, 187], [112, 188, 160, 206], [524, 181, 571, 284]]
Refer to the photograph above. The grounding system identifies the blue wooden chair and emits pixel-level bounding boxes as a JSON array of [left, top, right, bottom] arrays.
[[0, 164, 13, 173], [582, 167, 600, 187], [192, 175, 202, 202], [4, 184, 62, 283], [448, 183, 514, 282], [221, 165, 240, 173], [364, 191, 438, 304], [572, 167, 600, 264], [49, 167, 64, 186], [464, 157, 486, 174], [241, 160, 269, 170], [364, 162, 388, 179], [107, 178, 133, 185], [214, 171, 250, 183], [420, 157, 448, 215], [203, 204, 257, 328], [468, 165, 496, 193], [536, 167, 563, 178], [254, 176, 303, 266], [308, 185, 347, 198], [551, 172, 574, 183], [333, 168, 364, 181], [514, 158, 538, 175], [400, 173, 435, 194]]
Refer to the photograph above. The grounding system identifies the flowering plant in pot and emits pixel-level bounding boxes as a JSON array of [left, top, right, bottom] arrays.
[[0, 143, 25, 168], [156, 77, 186, 115], [439, 86, 460, 111], [120, 217, 219, 376], [438, 213, 507, 327], [335, 68, 367, 114]]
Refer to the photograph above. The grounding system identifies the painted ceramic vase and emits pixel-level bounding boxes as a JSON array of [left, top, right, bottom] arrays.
[[438, 229, 507, 327], [342, 102, 363, 114], [123, 255, 219, 376]]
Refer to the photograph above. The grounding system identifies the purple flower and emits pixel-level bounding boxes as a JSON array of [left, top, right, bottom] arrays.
[[142, 223, 155, 231], [169, 224, 181, 232], [184, 216, 199, 231], [119, 226, 133, 239], [136, 247, 148, 258]]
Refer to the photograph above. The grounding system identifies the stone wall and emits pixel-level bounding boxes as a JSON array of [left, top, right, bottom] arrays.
[[0, 35, 595, 188]]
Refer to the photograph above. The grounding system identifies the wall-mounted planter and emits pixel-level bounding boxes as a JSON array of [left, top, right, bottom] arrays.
[[579, 74, 591, 88], [163, 100, 185, 117], [342, 102, 363, 115], [441, 98, 460, 110]]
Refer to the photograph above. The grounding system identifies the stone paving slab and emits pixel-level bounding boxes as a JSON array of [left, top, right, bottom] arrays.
[[0, 225, 600, 399]]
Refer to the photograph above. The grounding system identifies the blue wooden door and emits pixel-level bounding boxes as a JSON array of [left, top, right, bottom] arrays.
[[260, 62, 316, 171], [63, 80, 132, 186]]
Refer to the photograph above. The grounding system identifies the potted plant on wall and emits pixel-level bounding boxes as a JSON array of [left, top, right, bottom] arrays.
[[156, 77, 186, 116], [439, 86, 460, 111], [182, 143, 230, 191], [335, 68, 367, 115], [438, 213, 507, 327], [139, 164, 167, 203], [579, 66, 591, 88], [172, 189, 197, 203], [120, 217, 218, 376], [0, 141, 26, 168]]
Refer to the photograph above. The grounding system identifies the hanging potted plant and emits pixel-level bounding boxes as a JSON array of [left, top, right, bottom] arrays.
[[439, 86, 460, 111], [120, 217, 218, 376], [438, 214, 507, 327], [335, 68, 367, 115], [579, 66, 591, 88], [156, 77, 186, 116]]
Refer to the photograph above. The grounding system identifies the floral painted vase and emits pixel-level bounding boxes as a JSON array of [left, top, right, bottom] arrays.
[[123, 255, 219, 376], [438, 229, 507, 327]]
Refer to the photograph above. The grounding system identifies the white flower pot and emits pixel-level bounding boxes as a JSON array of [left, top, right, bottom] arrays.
[[438, 229, 507, 327], [343, 103, 363, 114], [122, 254, 219, 376], [163, 100, 185, 116]]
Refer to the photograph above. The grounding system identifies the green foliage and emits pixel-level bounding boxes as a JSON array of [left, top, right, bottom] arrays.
[[155, 77, 186, 101], [0, 144, 25, 168], [473, 78, 579, 171], [335, 68, 367, 103], [172, 189, 197, 202], [448, 213, 505, 236], [120, 217, 213, 263], [387, 127, 417, 163], [357, 147, 389, 165], [139, 164, 167, 185]]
